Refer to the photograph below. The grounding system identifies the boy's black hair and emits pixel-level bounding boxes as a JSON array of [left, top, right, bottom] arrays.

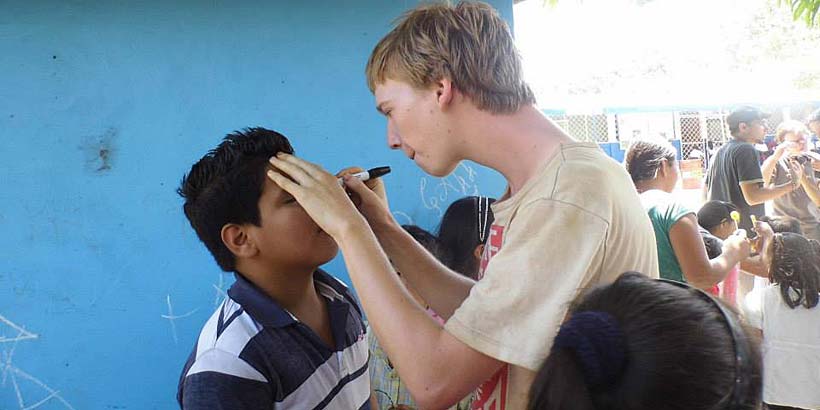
[[770, 233, 820, 309], [758, 215, 802, 234], [178, 127, 294, 272], [697, 200, 738, 231], [436, 196, 496, 280], [528, 272, 762, 410]]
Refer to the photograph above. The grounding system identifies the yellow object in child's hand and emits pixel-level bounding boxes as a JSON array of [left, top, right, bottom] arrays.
[[730, 211, 741, 223]]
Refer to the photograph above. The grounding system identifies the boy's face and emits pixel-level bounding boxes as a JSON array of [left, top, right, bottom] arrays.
[[374, 78, 461, 177], [713, 219, 737, 240], [244, 172, 339, 271]]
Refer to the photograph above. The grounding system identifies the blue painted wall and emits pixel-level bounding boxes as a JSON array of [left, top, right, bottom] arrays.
[[0, 1, 512, 409]]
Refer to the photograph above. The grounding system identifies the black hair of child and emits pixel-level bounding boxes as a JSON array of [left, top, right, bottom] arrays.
[[528, 272, 762, 410], [436, 196, 496, 280], [758, 215, 802, 235], [178, 127, 294, 272], [770, 232, 820, 309]]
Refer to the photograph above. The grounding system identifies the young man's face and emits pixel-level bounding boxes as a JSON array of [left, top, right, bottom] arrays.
[[740, 119, 768, 143], [374, 78, 461, 177], [245, 173, 339, 271]]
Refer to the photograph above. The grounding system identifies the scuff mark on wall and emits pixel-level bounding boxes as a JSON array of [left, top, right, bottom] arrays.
[[79, 127, 117, 174]]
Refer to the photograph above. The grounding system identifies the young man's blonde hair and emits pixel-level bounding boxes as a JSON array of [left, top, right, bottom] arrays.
[[365, 1, 535, 114], [775, 120, 810, 143]]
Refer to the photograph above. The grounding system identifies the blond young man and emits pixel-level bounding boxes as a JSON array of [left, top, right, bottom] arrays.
[[267, 2, 658, 409]]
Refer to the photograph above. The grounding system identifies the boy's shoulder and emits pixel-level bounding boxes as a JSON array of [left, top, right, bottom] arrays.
[[313, 269, 364, 317], [178, 271, 368, 409]]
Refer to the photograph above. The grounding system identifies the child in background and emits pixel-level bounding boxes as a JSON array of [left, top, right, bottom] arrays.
[[528, 272, 762, 410], [758, 215, 803, 235], [697, 200, 741, 302], [625, 140, 750, 289], [743, 222, 820, 410], [368, 225, 472, 410], [436, 196, 496, 280], [176, 128, 370, 409]]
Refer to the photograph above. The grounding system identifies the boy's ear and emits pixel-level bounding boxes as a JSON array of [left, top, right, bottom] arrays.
[[221, 224, 258, 259], [435, 77, 455, 109]]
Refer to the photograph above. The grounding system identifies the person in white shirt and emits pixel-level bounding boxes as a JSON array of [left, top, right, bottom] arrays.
[[743, 221, 820, 410]]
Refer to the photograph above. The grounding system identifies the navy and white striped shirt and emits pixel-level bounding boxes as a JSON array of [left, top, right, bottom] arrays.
[[177, 270, 370, 410]]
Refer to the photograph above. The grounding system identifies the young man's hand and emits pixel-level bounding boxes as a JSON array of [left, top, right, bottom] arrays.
[[267, 153, 366, 240], [773, 141, 796, 158], [337, 167, 395, 230], [787, 158, 804, 189], [335, 166, 389, 208]]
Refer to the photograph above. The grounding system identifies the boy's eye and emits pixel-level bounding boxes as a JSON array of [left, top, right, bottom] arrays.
[[283, 196, 297, 204]]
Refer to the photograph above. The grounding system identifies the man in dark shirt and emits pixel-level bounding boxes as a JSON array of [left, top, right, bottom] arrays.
[[706, 106, 798, 231], [705, 107, 800, 298]]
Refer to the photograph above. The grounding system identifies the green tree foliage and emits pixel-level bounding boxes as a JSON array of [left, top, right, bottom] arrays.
[[781, 0, 820, 27]]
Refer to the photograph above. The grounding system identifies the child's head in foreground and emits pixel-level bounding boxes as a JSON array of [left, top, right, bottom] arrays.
[[762, 230, 820, 310], [528, 272, 762, 410], [178, 127, 338, 275]]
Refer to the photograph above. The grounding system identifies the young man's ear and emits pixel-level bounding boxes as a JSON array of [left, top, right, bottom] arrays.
[[435, 77, 455, 109], [221, 224, 258, 259]]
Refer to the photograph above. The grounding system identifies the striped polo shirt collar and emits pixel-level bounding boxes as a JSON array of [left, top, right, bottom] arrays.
[[227, 270, 348, 329]]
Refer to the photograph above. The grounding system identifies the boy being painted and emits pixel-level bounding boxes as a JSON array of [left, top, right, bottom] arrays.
[[176, 128, 370, 410]]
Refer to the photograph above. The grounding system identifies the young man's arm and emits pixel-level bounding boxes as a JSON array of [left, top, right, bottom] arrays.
[[338, 223, 504, 409], [800, 161, 820, 206], [369, 217, 476, 319], [337, 166, 475, 318], [267, 155, 504, 409], [735, 143, 797, 205], [739, 181, 795, 205], [760, 146, 786, 186]]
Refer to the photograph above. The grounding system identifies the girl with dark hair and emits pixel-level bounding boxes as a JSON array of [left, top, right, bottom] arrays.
[[743, 222, 820, 410], [625, 140, 751, 290], [436, 196, 496, 280], [528, 272, 762, 410]]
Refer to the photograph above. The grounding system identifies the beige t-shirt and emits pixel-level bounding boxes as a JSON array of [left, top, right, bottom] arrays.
[[445, 142, 659, 410]]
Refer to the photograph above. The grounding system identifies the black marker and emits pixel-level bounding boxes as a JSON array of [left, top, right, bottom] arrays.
[[339, 166, 391, 184]]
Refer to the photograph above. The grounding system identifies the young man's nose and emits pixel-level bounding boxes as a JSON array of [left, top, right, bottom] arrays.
[[386, 123, 401, 149]]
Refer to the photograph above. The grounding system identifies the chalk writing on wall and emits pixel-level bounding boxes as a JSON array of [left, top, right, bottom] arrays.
[[419, 163, 480, 217], [161, 296, 199, 345], [1, 314, 75, 410]]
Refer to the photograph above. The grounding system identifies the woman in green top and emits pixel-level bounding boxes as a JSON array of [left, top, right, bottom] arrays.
[[625, 140, 750, 289]]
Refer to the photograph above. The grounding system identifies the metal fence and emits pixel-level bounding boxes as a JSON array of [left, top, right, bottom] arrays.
[[547, 109, 734, 170]]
